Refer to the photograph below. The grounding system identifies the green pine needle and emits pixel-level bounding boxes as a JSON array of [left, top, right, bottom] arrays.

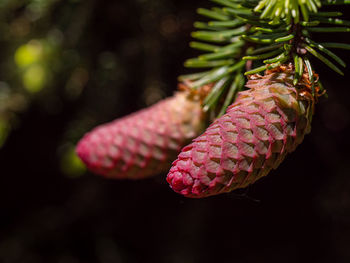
[[310, 11, 343, 16], [305, 45, 344, 75], [218, 73, 244, 116], [190, 42, 220, 52], [275, 34, 295, 42], [304, 57, 316, 95], [247, 43, 283, 54], [197, 8, 230, 21], [322, 0, 350, 5], [293, 54, 304, 85], [263, 51, 288, 63], [321, 42, 350, 49], [307, 26, 350, 32], [203, 76, 231, 111], [243, 48, 282, 60], [305, 38, 346, 67], [316, 17, 350, 26], [244, 65, 267, 75]]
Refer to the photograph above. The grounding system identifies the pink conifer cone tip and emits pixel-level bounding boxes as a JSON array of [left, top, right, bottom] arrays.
[[76, 91, 206, 179], [167, 67, 315, 198]]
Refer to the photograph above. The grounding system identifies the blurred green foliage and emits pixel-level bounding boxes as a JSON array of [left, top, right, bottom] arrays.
[[0, 0, 86, 172], [59, 143, 86, 178], [15, 41, 43, 68]]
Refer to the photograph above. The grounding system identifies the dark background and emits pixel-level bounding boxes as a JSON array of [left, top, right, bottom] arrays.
[[0, 0, 350, 262]]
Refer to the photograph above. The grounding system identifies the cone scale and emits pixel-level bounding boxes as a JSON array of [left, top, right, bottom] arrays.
[[167, 66, 316, 198], [77, 90, 206, 179]]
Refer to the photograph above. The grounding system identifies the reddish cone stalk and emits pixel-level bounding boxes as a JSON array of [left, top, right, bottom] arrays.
[[77, 90, 206, 179], [167, 65, 317, 198]]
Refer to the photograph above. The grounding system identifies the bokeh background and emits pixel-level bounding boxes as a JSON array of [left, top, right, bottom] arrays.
[[0, 0, 350, 262]]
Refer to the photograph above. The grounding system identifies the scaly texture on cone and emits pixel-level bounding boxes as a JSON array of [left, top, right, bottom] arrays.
[[76, 90, 206, 179], [167, 65, 316, 198]]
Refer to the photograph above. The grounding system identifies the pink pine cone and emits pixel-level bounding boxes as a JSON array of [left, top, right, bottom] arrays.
[[167, 67, 315, 198], [76, 91, 206, 179]]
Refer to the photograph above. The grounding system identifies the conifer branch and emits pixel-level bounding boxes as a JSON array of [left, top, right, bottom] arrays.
[[181, 0, 350, 118]]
